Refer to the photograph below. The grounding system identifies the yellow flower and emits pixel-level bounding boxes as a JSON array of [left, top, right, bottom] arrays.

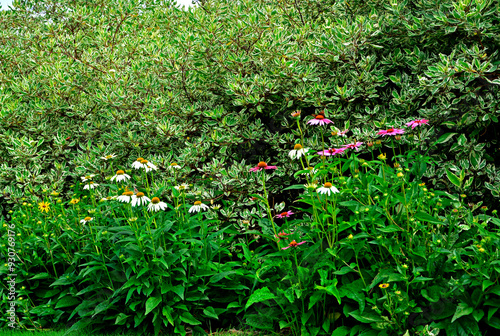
[[69, 198, 80, 205], [50, 191, 60, 197], [379, 283, 389, 289], [38, 201, 50, 213], [378, 153, 387, 160]]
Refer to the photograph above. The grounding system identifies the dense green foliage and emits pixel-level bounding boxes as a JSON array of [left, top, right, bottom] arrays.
[[1, 0, 499, 216], [1, 0, 500, 335]]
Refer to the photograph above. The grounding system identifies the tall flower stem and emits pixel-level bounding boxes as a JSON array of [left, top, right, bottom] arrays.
[[260, 171, 279, 249]]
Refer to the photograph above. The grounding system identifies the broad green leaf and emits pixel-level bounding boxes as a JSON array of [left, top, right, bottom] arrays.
[[349, 309, 384, 323], [180, 312, 202, 325], [451, 303, 474, 323], [145, 296, 162, 316], [245, 287, 276, 309], [55, 296, 80, 309]]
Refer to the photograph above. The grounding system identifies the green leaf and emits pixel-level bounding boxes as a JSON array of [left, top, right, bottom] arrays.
[[55, 296, 80, 309], [472, 309, 484, 322], [245, 287, 276, 309], [349, 309, 384, 323], [203, 306, 219, 319], [331, 326, 350, 336], [30, 273, 52, 280], [435, 132, 457, 144], [377, 224, 402, 233], [451, 303, 474, 323], [446, 169, 462, 188], [180, 312, 202, 325], [145, 296, 162, 316], [162, 306, 174, 326], [414, 211, 443, 225], [115, 313, 130, 325]]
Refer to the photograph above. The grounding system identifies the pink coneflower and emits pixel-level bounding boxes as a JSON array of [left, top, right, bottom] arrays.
[[317, 147, 347, 156], [282, 240, 306, 250], [343, 142, 364, 151], [377, 128, 405, 136], [250, 161, 278, 172], [275, 210, 294, 218], [406, 119, 429, 129], [307, 114, 333, 126], [275, 231, 290, 242]]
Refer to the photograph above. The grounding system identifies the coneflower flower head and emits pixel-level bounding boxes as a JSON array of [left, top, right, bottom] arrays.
[[289, 144, 309, 160], [406, 119, 429, 129], [317, 148, 346, 156], [307, 114, 333, 126], [147, 196, 168, 212], [282, 240, 306, 250], [131, 192, 151, 207], [131, 157, 145, 169], [250, 161, 278, 172], [377, 128, 405, 136], [189, 200, 209, 213], [117, 190, 134, 203], [275, 210, 294, 218], [316, 182, 340, 195], [111, 169, 131, 182]]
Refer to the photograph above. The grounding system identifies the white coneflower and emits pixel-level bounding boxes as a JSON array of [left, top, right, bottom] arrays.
[[83, 182, 99, 190], [139, 159, 158, 173], [304, 182, 318, 190], [131, 192, 151, 207], [289, 144, 309, 160], [316, 182, 340, 195], [211, 204, 221, 210], [302, 166, 318, 176], [117, 190, 134, 203], [81, 174, 95, 182], [148, 197, 168, 212], [189, 201, 209, 213], [80, 217, 93, 224], [174, 183, 190, 191], [101, 154, 117, 160], [169, 162, 181, 170], [132, 157, 145, 169], [111, 170, 131, 183]]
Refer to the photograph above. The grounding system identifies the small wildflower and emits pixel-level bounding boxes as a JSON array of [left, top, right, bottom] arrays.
[[378, 153, 387, 160], [80, 217, 93, 224], [101, 154, 117, 160], [211, 204, 221, 210], [406, 119, 429, 129], [83, 182, 99, 190], [379, 283, 390, 289], [291, 110, 301, 118], [367, 141, 373, 147], [189, 201, 209, 213], [307, 113, 333, 126], [395, 291, 401, 295], [147, 197, 168, 212], [131, 192, 151, 207], [347, 234, 353, 239], [338, 129, 349, 137], [478, 248, 485, 253], [397, 172, 404, 178], [402, 264, 408, 269], [289, 144, 309, 160], [69, 198, 80, 205], [394, 135, 402, 141], [377, 128, 405, 136], [111, 170, 131, 183], [460, 194, 466, 198], [81, 174, 95, 182], [282, 240, 306, 250], [250, 161, 278, 172], [375, 140, 382, 145], [50, 191, 60, 197], [316, 182, 340, 196], [38, 201, 50, 213], [275, 210, 294, 218]]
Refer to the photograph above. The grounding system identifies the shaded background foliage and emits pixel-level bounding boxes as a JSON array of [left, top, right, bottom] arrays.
[[0, 0, 499, 216]]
